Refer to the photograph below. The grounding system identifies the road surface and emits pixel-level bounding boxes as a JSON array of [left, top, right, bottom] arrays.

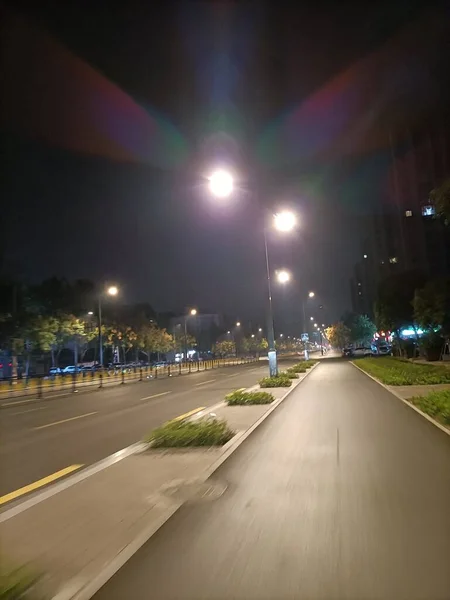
[[0, 360, 286, 500], [93, 359, 450, 600]]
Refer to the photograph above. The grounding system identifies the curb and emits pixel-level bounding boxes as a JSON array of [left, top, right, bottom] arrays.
[[351, 362, 450, 437], [56, 362, 319, 600]]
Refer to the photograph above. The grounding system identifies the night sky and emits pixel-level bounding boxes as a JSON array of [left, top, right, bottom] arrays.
[[2, 1, 449, 333]]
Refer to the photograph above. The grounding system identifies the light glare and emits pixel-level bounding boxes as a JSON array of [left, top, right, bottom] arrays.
[[274, 211, 296, 232], [276, 270, 291, 284], [107, 286, 118, 296], [209, 170, 233, 198]]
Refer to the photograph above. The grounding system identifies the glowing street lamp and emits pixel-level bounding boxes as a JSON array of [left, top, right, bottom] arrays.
[[258, 327, 263, 332], [98, 284, 120, 367], [208, 170, 233, 198], [184, 308, 198, 360], [310, 316, 314, 321], [273, 211, 297, 232], [236, 322, 241, 327], [208, 166, 298, 377], [308, 291, 315, 298], [276, 269, 291, 284]]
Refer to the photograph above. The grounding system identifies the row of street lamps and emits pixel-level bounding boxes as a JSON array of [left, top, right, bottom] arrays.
[[92, 169, 322, 376], [208, 169, 303, 376]]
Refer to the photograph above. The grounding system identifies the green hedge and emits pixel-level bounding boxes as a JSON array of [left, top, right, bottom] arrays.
[[355, 357, 450, 385], [284, 369, 299, 379], [259, 375, 292, 388], [410, 390, 450, 425], [146, 418, 234, 447], [226, 389, 275, 405]]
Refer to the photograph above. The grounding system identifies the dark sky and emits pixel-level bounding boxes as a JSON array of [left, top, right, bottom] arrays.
[[2, 0, 449, 333]]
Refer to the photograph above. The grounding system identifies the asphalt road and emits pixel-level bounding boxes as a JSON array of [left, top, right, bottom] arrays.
[[93, 360, 450, 600], [0, 360, 285, 499]]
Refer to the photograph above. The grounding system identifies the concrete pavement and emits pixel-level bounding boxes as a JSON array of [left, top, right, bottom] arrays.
[[93, 360, 450, 600]]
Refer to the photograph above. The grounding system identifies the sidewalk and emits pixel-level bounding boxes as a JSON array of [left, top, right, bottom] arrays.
[[0, 369, 313, 600], [92, 360, 450, 600]]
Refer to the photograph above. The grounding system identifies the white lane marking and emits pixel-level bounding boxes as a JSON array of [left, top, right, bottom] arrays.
[[226, 372, 242, 377], [195, 379, 217, 386], [10, 407, 48, 416], [140, 391, 171, 401], [33, 411, 98, 430], [1, 398, 38, 407]]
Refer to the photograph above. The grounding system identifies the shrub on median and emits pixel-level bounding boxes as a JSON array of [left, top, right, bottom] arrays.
[[410, 390, 450, 425], [288, 364, 307, 373], [284, 369, 299, 379], [146, 417, 235, 448], [354, 357, 450, 385], [259, 375, 292, 388], [226, 389, 275, 405]]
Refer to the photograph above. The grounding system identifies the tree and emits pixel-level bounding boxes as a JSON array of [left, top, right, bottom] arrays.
[[137, 323, 174, 362], [413, 277, 450, 334], [325, 322, 351, 348], [430, 179, 450, 224], [105, 324, 138, 364], [213, 340, 236, 357], [374, 270, 425, 333], [173, 329, 196, 354], [65, 315, 97, 366], [349, 315, 376, 345]]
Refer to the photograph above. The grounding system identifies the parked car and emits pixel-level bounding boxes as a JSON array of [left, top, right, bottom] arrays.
[[371, 343, 392, 356], [342, 347, 353, 357], [352, 347, 372, 358], [48, 367, 62, 376], [62, 365, 82, 374]]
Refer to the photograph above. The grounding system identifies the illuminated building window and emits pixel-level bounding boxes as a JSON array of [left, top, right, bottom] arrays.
[[389, 256, 398, 264], [421, 205, 435, 217], [405, 210, 413, 217]]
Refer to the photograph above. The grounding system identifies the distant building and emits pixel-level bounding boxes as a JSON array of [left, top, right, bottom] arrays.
[[169, 313, 223, 352], [351, 120, 450, 316]]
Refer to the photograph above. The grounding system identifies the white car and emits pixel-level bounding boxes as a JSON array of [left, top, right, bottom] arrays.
[[352, 347, 372, 358], [62, 365, 82, 374]]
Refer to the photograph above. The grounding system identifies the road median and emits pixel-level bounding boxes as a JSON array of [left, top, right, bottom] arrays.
[[0, 361, 318, 600]]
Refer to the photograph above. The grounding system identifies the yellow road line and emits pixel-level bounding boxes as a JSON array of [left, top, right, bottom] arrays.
[[33, 411, 97, 430], [172, 407, 206, 422], [195, 379, 216, 386], [140, 391, 171, 401], [0, 464, 83, 505]]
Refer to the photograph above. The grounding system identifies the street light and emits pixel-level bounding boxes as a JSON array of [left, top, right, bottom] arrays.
[[308, 291, 315, 298], [258, 327, 262, 332], [184, 308, 197, 361], [209, 170, 233, 198], [98, 285, 119, 367], [209, 168, 297, 377], [236, 322, 241, 327], [276, 269, 291, 284], [273, 211, 297, 232], [314, 323, 318, 327], [87, 311, 94, 316]]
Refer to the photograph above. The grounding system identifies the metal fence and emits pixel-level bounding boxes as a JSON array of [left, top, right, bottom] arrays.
[[0, 357, 258, 401]]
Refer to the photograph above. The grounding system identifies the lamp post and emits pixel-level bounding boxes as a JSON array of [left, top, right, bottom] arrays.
[[208, 170, 296, 377], [302, 291, 315, 359], [98, 285, 118, 367], [184, 308, 197, 361]]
